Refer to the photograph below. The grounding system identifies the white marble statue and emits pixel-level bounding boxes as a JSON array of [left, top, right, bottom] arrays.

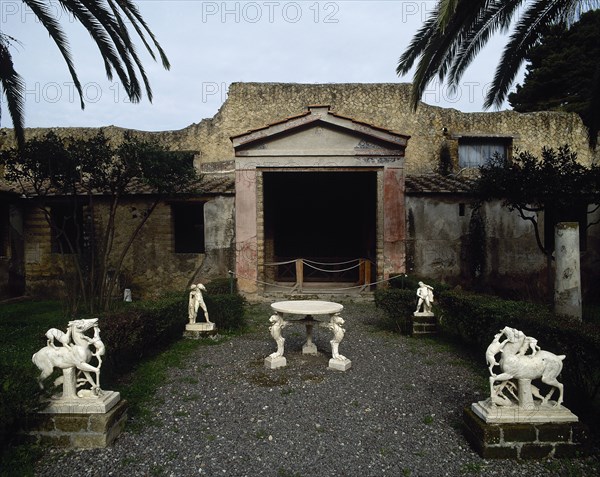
[[327, 313, 349, 361], [188, 283, 211, 324], [487, 326, 565, 408], [268, 313, 287, 358], [415, 281, 434, 315], [32, 318, 106, 399]]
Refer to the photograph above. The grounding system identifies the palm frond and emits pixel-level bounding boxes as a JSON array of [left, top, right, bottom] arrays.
[[23, 0, 85, 108], [0, 38, 25, 150], [405, 0, 494, 108], [112, 0, 170, 69], [484, 0, 569, 108], [396, 16, 438, 76], [448, 0, 524, 85]]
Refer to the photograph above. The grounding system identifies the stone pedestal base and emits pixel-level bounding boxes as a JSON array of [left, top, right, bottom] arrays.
[[184, 322, 216, 338], [463, 406, 589, 459], [27, 399, 128, 449], [412, 313, 436, 335], [472, 399, 579, 424], [302, 343, 318, 355], [328, 358, 352, 371], [264, 355, 286, 369], [41, 390, 120, 414]]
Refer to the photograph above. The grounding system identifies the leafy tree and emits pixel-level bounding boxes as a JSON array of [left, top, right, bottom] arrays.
[[472, 145, 600, 256], [471, 145, 600, 296], [0, 1, 169, 149], [396, 0, 600, 145], [1, 131, 201, 313], [508, 10, 600, 147]]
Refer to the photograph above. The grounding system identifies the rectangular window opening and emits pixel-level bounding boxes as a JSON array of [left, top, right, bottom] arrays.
[[173, 203, 205, 253], [458, 138, 511, 168]]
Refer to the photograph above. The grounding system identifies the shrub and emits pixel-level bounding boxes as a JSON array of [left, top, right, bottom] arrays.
[[99, 294, 187, 381], [204, 294, 246, 331], [374, 288, 416, 334]]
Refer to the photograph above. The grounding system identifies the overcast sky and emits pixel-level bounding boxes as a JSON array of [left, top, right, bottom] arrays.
[[1, 1, 523, 132]]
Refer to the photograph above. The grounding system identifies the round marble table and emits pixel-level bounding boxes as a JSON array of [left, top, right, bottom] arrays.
[[271, 300, 343, 316], [265, 300, 351, 371]]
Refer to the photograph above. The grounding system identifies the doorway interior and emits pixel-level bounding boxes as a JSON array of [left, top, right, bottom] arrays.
[[263, 170, 377, 283]]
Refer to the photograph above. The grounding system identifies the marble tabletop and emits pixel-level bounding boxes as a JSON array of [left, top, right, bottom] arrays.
[[271, 300, 343, 316]]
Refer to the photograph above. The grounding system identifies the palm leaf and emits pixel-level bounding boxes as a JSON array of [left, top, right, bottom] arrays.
[[0, 38, 25, 150]]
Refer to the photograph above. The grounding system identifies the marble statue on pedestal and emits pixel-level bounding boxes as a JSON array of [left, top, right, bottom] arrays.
[[32, 318, 119, 413], [472, 326, 577, 424], [415, 281, 434, 315]]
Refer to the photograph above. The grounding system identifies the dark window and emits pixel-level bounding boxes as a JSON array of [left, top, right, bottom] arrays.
[[50, 203, 83, 253], [458, 138, 509, 168], [172, 203, 205, 253], [459, 203, 466, 217], [544, 204, 588, 252]]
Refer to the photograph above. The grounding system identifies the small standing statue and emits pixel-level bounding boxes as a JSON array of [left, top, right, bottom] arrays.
[[188, 283, 211, 324], [32, 318, 105, 400], [415, 281, 434, 315]]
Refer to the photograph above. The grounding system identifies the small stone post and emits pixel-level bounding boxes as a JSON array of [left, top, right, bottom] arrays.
[[554, 222, 582, 320]]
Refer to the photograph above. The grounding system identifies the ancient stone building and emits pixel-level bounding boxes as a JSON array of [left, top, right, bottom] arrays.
[[1, 83, 598, 300]]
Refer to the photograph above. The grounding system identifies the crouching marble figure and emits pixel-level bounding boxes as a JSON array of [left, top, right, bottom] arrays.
[[414, 281, 434, 315], [32, 318, 120, 413], [472, 326, 578, 423]]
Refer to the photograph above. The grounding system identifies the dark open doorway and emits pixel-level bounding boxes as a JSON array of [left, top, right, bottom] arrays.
[[263, 171, 377, 282]]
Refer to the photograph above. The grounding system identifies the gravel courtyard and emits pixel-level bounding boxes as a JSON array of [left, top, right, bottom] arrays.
[[34, 301, 599, 477]]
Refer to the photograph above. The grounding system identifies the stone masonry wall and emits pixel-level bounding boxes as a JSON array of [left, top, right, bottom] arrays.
[[9, 83, 595, 173], [22, 196, 234, 300]]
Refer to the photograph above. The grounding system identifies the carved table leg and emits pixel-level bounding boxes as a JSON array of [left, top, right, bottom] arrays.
[[265, 312, 287, 369], [327, 313, 352, 371], [302, 315, 318, 355]]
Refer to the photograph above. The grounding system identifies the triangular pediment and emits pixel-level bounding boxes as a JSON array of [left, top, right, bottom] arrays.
[[231, 106, 409, 158]]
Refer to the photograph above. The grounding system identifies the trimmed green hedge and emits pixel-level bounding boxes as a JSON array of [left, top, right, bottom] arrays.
[[101, 288, 246, 380], [374, 288, 416, 334], [204, 294, 246, 331], [99, 294, 188, 380]]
